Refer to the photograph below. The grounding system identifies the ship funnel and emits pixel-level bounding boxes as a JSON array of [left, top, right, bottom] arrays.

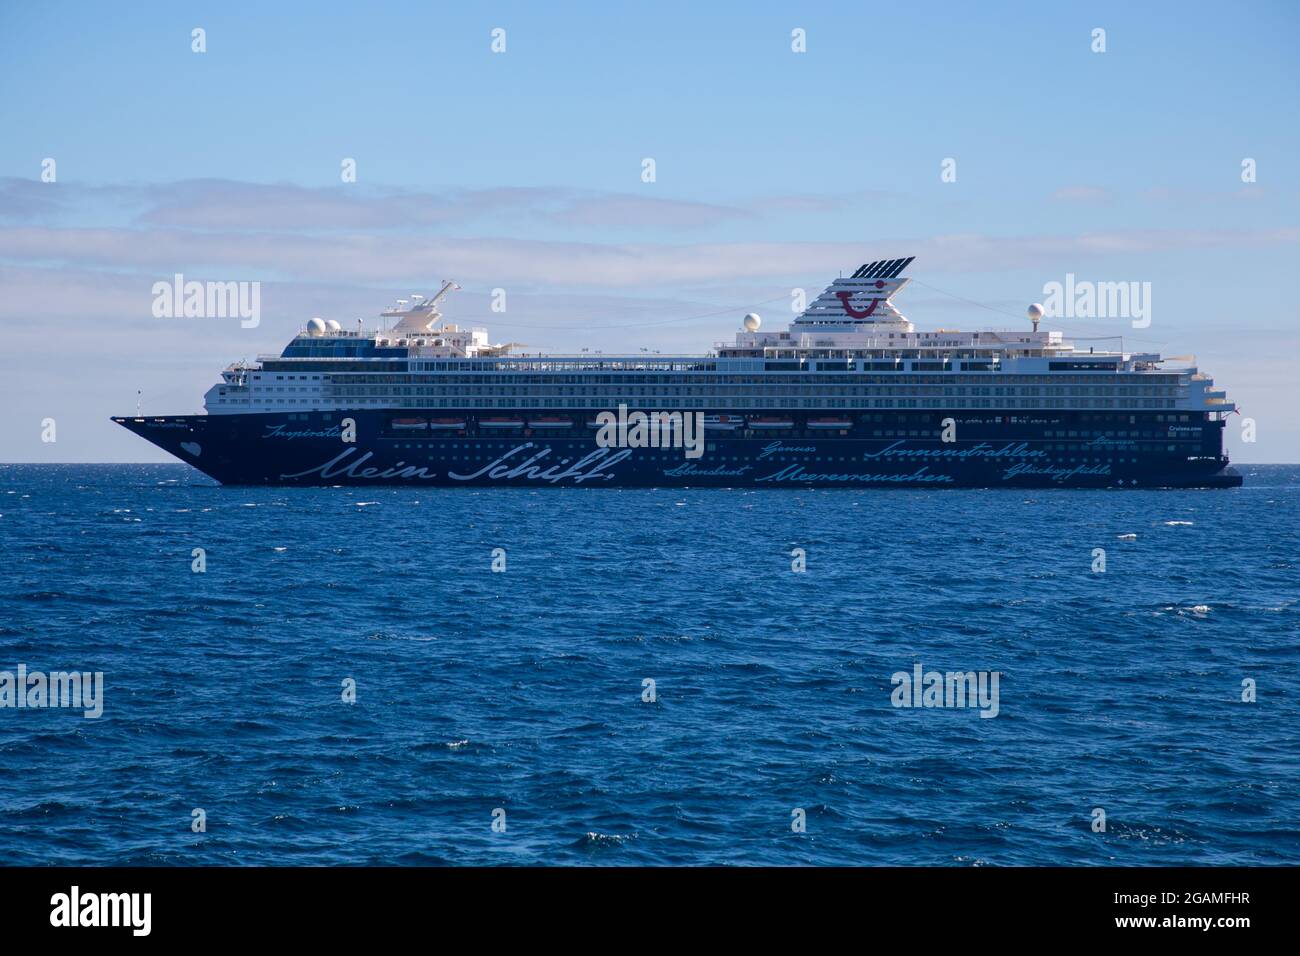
[[794, 256, 916, 331]]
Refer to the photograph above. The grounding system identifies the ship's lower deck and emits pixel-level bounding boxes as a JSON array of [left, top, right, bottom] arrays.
[[112, 408, 1242, 488]]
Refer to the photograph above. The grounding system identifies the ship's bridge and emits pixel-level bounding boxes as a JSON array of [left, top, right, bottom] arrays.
[[277, 281, 512, 360]]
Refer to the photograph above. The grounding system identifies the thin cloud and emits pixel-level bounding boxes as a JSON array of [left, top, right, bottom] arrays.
[[744, 189, 901, 215], [1051, 185, 1113, 203], [1138, 185, 1272, 204], [1, 177, 914, 234], [0, 178, 749, 232], [545, 194, 749, 229], [1, 224, 1297, 288]]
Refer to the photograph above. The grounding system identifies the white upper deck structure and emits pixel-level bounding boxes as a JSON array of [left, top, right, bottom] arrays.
[[201, 259, 1234, 417], [724, 256, 1071, 360]]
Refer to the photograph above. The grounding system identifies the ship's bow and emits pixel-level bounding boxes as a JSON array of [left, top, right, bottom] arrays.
[[112, 415, 228, 483]]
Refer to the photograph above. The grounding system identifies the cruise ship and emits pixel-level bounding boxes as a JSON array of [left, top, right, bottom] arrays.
[[114, 258, 1242, 488]]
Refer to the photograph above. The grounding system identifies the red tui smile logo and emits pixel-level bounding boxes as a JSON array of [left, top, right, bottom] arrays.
[[836, 279, 887, 318], [836, 292, 880, 318]]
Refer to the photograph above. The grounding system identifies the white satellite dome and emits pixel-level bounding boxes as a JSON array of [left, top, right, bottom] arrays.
[[743, 312, 762, 331], [1027, 303, 1044, 322], [325, 319, 342, 332], [306, 317, 327, 336]]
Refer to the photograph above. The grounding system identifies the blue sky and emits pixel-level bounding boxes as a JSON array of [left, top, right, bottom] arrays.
[[2, 0, 1297, 461]]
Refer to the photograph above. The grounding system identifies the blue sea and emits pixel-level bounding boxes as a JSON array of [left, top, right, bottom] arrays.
[[1, 463, 1297, 866]]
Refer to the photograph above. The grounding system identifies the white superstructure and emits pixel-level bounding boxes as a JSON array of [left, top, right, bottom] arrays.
[[202, 260, 1234, 420]]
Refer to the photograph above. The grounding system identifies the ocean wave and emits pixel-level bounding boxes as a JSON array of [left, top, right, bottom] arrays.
[[0, 463, 1296, 866]]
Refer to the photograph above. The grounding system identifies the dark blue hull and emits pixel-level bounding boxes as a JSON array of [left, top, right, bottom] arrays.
[[114, 409, 1243, 488]]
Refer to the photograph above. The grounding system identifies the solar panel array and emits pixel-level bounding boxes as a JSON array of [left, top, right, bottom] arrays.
[[850, 257, 914, 279]]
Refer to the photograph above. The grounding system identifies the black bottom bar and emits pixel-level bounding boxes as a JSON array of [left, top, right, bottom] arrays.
[[0, 865, 1284, 940]]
